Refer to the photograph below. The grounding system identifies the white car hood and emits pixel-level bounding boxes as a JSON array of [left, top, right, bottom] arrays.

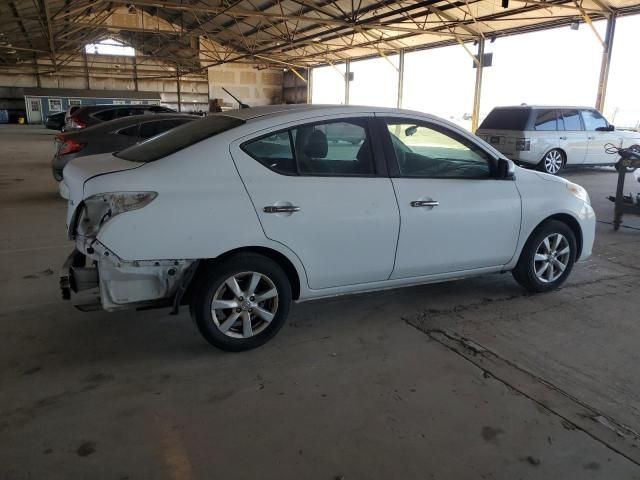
[[63, 153, 142, 227]]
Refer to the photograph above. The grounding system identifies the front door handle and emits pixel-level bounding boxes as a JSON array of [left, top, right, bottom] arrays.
[[263, 205, 300, 214], [410, 200, 439, 208], [559, 136, 567, 140]]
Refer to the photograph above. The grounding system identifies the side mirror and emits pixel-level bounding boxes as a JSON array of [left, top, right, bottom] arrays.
[[609, 124, 615, 131], [496, 158, 515, 180]]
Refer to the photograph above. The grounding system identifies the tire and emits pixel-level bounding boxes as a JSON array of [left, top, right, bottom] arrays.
[[539, 149, 565, 175], [512, 220, 577, 293], [191, 253, 292, 351]]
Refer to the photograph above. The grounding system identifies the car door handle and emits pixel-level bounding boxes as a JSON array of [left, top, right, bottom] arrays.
[[588, 136, 595, 140], [263, 205, 300, 213], [559, 136, 567, 140], [410, 200, 439, 208]]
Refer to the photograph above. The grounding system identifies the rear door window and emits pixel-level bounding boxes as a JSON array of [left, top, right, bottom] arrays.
[[533, 109, 557, 131], [242, 119, 375, 176], [478, 108, 531, 130], [561, 109, 584, 131]]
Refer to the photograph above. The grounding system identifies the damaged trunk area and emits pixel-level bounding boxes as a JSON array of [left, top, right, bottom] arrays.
[[61, 242, 196, 313]]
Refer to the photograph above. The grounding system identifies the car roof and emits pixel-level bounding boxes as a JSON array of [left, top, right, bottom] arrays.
[[73, 104, 170, 114], [220, 104, 433, 122], [490, 105, 596, 110]]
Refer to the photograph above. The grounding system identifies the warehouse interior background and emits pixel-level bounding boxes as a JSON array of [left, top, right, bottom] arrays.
[[3, 1, 640, 479], [1, 0, 639, 130]]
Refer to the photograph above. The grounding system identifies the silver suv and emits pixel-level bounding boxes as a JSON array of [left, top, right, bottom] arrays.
[[476, 106, 640, 175]]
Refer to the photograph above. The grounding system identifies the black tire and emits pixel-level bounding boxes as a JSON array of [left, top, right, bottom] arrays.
[[191, 253, 292, 351], [512, 220, 577, 293], [538, 149, 565, 175]]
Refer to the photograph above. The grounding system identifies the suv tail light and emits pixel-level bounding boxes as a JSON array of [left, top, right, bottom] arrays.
[[59, 138, 86, 155], [516, 138, 531, 151]]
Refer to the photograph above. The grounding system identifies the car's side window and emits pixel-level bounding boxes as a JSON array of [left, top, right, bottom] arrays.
[[581, 110, 608, 131], [290, 120, 374, 176], [533, 109, 557, 131], [242, 119, 375, 177], [385, 120, 491, 179], [561, 109, 584, 131], [243, 131, 297, 175]]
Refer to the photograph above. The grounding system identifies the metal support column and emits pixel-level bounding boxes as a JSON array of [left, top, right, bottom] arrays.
[[176, 68, 182, 112], [133, 56, 139, 91], [595, 13, 617, 112], [397, 49, 405, 108], [82, 50, 90, 90], [471, 38, 485, 133], [307, 67, 312, 104], [345, 59, 351, 105]]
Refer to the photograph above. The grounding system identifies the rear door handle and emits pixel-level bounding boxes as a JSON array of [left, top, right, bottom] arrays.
[[559, 136, 567, 140], [588, 136, 595, 140], [263, 205, 300, 213], [410, 200, 439, 208]]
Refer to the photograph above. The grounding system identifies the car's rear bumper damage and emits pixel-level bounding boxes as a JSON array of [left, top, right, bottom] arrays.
[[60, 239, 195, 312]]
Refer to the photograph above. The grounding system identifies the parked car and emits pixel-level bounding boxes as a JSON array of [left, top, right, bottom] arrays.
[[60, 105, 595, 351], [45, 111, 66, 130], [476, 106, 640, 175], [52, 113, 196, 181], [66, 104, 175, 130]]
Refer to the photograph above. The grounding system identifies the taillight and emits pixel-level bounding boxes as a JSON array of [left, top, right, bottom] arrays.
[[515, 138, 531, 151], [70, 118, 87, 129], [59, 139, 86, 155]]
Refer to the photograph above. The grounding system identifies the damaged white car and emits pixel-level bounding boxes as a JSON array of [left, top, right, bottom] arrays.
[[61, 105, 596, 351]]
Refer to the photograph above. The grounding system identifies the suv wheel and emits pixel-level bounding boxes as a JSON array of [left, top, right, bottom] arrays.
[[512, 220, 576, 293], [540, 149, 565, 175], [191, 253, 292, 351]]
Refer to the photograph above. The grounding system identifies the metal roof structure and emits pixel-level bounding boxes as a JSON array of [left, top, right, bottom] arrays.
[[1, 0, 640, 75]]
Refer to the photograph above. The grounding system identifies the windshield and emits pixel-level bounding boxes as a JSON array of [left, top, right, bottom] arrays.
[[115, 115, 245, 162], [479, 108, 531, 130]]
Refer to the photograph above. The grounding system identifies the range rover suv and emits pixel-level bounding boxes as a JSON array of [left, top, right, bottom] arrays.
[[476, 106, 640, 175]]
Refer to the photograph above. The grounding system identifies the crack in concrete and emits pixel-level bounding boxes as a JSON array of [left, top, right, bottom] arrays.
[[401, 320, 640, 468]]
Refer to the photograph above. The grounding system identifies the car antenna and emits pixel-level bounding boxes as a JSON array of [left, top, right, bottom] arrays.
[[222, 87, 250, 109]]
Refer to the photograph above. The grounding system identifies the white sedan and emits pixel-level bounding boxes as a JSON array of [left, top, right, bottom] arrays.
[[60, 105, 595, 351]]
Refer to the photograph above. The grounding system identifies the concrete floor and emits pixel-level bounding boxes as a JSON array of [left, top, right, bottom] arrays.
[[1, 124, 640, 479]]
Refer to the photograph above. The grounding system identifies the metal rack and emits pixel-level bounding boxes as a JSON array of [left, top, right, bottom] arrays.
[[608, 148, 640, 230]]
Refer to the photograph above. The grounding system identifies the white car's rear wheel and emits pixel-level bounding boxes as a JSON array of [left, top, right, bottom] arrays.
[[192, 253, 292, 351], [540, 149, 565, 175]]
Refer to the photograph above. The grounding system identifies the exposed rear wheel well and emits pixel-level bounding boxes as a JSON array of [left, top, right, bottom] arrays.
[[182, 247, 302, 305], [536, 214, 583, 259]]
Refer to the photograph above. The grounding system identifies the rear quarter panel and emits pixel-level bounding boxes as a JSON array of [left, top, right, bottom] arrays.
[[89, 131, 302, 270]]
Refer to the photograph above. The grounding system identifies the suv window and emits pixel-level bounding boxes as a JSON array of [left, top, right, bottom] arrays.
[[115, 115, 244, 162], [242, 119, 375, 176], [533, 109, 557, 131], [581, 110, 608, 131], [94, 109, 118, 121], [478, 108, 531, 130], [561, 109, 584, 131], [385, 120, 491, 178]]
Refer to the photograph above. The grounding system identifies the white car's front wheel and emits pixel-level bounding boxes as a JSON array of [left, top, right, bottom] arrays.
[[512, 220, 577, 292], [192, 253, 292, 351], [540, 149, 565, 175]]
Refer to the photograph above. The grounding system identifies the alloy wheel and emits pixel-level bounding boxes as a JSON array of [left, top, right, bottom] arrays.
[[533, 233, 571, 283], [543, 150, 563, 175], [211, 271, 279, 338]]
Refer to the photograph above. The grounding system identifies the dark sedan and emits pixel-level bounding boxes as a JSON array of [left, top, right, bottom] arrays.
[[45, 111, 66, 130], [66, 104, 175, 130], [52, 113, 195, 180]]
